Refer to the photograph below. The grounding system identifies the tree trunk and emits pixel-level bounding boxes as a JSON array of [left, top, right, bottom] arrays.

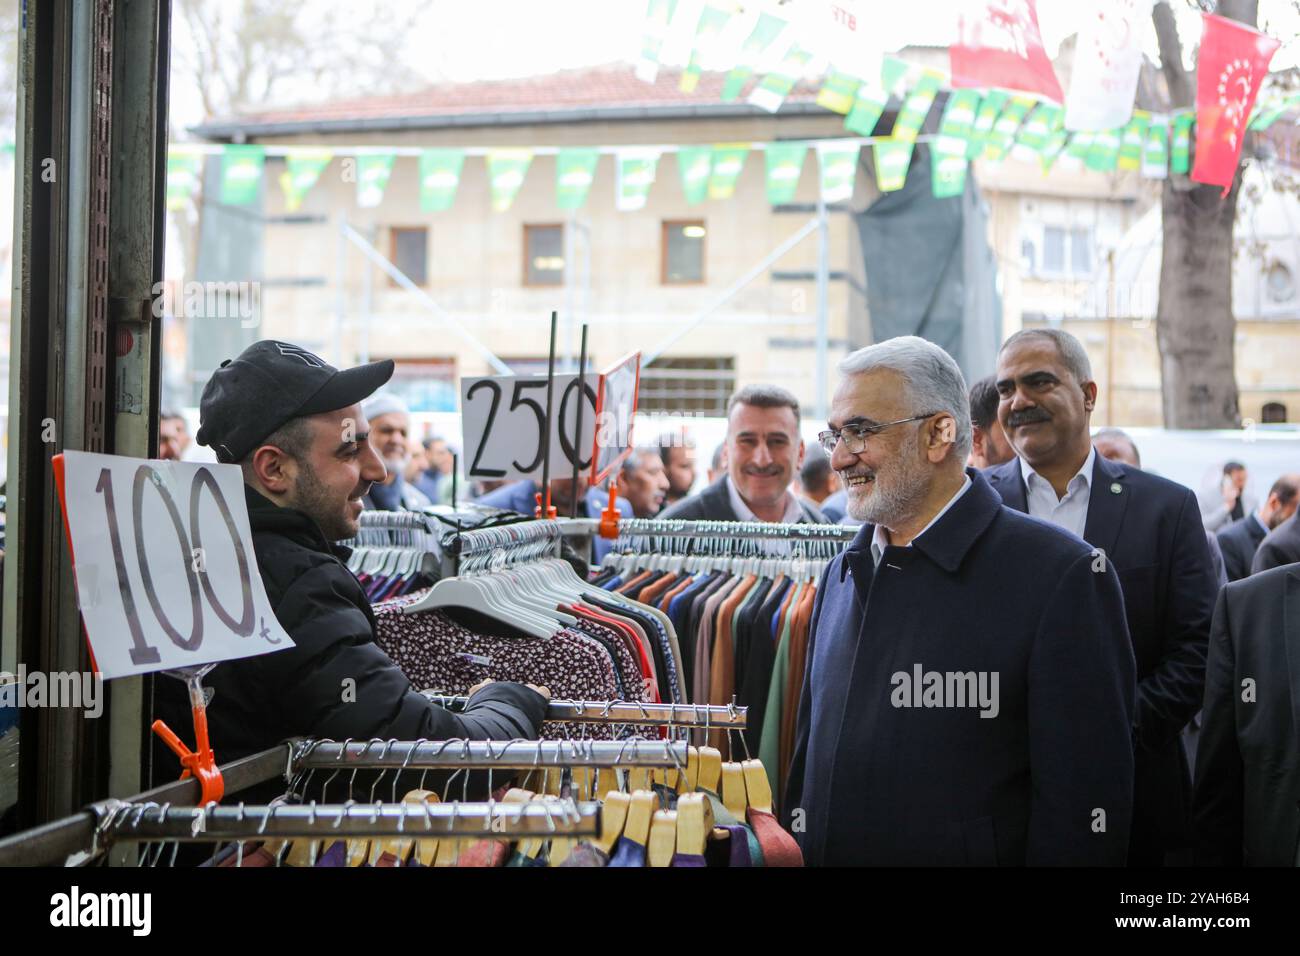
[[1151, 0, 1258, 428]]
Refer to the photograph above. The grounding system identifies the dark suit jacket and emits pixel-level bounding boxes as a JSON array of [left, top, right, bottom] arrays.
[[658, 475, 827, 523], [1194, 564, 1300, 865], [1217, 515, 1268, 582], [785, 469, 1136, 865], [987, 454, 1215, 859], [1252, 514, 1300, 575]]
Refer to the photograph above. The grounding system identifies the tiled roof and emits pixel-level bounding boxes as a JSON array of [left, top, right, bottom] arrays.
[[196, 62, 825, 137]]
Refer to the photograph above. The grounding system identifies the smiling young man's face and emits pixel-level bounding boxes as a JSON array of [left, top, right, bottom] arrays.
[[995, 337, 1096, 470], [284, 406, 387, 540]]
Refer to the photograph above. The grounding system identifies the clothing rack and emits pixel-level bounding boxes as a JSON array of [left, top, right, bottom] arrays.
[[445, 517, 596, 575], [289, 738, 689, 772], [87, 797, 600, 844], [616, 518, 858, 545], [420, 695, 747, 730]]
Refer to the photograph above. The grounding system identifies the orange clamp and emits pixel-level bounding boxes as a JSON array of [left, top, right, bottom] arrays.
[[152, 699, 224, 804], [534, 491, 558, 520], [599, 486, 622, 539]]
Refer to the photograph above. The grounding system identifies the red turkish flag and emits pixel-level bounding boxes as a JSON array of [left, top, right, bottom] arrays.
[[1192, 13, 1280, 194], [949, 1, 1064, 103]]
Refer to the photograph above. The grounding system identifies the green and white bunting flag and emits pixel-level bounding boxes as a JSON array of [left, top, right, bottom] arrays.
[[817, 70, 860, 115], [1086, 128, 1122, 171], [280, 150, 332, 212], [880, 57, 911, 99], [220, 144, 265, 206], [930, 91, 981, 198], [939, 90, 982, 142], [635, 0, 680, 84], [616, 148, 660, 211], [984, 95, 1037, 162], [356, 154, 395, 208], [967, 91, 1009, 160], [1250, 92, 1300, 130], [419, 149, 465, 212], [1117, 111, 1150, 172], [819, 142, 860, 202], [681, 4, 734, 93], [487, 150, 533, 212], [166, 150, 204, 211], [677, 146, 712, 204], [708, 143, 748, 200], [556, 148, 599, 210], [843, 58, 911, 138], [1142, 114, 1169, 179], [749, 45, 813, 113], [892, 71, 943, 144], [722, 12, 788, 101], [1015, 103, 1063, 152], [1170, 111, 1194, 175], [764, 141, 806, 205], [873, 140, 912, 193], [1064, 130, 1096, 162], [1039, 130, 1070, 173]]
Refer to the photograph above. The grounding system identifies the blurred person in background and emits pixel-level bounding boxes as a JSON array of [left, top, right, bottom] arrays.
[[405, 441, 442, 503], [618, 447, 671, 518], [800, 447, 844, 522], [159, 410, 190, 461], [1217, 474, 1300, 581], [1201, 461, 1255, 533], [360, 393, 432, 512], [658, 433, 697, 509], [706, 443, 727, 484], [1251, 510, 1300, 575], [967, 375, 1014, 469]]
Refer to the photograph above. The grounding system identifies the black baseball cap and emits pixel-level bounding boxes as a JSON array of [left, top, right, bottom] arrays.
[[197, 340, 395, 463]]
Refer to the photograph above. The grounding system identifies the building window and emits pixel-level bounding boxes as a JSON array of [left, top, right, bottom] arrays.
[[380, 357, 458, 412], [1040, 226, 1092, 278], [389, 227, 428, 286], [1262, 401, 1288, 424], [662, 220, 706, 284], [639, 356, 735, 415], [524, 224, 565, 286]]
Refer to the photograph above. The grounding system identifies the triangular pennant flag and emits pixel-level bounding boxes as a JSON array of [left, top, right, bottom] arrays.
[[279, 150, 332, 212], [635, 0, 681, 84], [967, 91, 1009, 160], [984, 94, 1037, 161], [722, 12, 789, 101], [616, 149, 660, 211], [707, 144, 749, 200], [220, 145, 265, 206], [356, 154, 396, 208], [940, 90, 983, 142], [1117, 111, 1151, 171], [681, 4, 734, 93], [555, 149, 599, 210], [950, 0, 1064, 102], [765, 141, 807, 205], [873, 140, 913, 193], [677, 146, 712, 204], [1191, 12, 1280, 193], [166, 150, 204, 211], [1142, 114, 1169, 179], [1065, 0, 1155, 131], [844, 81, 888, 136], [881, 57, 910, 98], [1064, 130, 1096, 162], [817, 71, 860, 115], [819, 142, 860, 202], [1039, 130, 1070, 172], [1086, 127, 1123, 171], [892, 71, 944, 144], [419, 149, 465, 212], [1250, 92, 1300, 130], [749, 45, 813, 113], [1170, 111, 1194, 175], [1016, 103, 1063, 152], [487, 150, 533, 212], [931, 140, 969, 199]]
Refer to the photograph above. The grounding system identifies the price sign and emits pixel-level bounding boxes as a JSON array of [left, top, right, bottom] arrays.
[[59, 451, 293, 679], [590, 352, 641, 485], [461, 372, 599, 482]]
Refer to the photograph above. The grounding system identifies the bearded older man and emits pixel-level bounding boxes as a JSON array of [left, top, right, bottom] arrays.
[[785, 336, 1135, 866], [360, 392, 433, 512]]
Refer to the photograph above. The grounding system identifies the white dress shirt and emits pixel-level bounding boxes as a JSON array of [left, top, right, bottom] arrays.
[[871, 473, 973, 567], [1020, 446, 1096, 539], [726, 474, 804, 524]]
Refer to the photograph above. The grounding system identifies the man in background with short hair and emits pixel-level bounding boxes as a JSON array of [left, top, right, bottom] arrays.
[[159, 411, 189, 461], [618, 447, 671, 518], [967, 375, 1014, 469], [360, 393, 432, 512], [658, 434, 697, 510], [1218, 475, 1300, 581], [798, 448, 842, 521], [1202, 461, 1255, 533]]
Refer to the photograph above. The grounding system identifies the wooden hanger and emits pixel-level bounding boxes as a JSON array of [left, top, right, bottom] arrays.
[[622, 790, 657, 846], [647, 810, 677, 867], [677, 746, 701, 794], [594, 791, 631, 856], [503, 787, 548, 862], [674, 792, 714, 857], [721, 761, 749, 818], [697, 746, 723, 794], [741, 760, 773, 814], [595, 768, 623, 801]]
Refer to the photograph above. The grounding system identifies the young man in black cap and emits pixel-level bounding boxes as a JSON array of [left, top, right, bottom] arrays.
[[154, 340, 549, 781]]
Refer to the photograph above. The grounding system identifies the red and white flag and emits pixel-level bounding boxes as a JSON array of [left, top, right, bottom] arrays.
[[949, 0, 1063, 103], [1064, 0, 1155, 131], [1192, 13, 1280, 193]]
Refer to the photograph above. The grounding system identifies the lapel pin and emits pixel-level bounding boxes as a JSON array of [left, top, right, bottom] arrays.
[[1110, 482, 1122, 495]]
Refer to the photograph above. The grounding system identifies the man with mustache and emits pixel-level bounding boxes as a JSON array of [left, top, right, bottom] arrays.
[[659, 385, 826, 523], [155, 341, 549, 777], [786, 336, 1135, 865], [986, 328, 1217, 867]]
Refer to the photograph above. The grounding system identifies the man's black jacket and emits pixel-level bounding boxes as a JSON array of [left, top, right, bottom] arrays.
[[152, 485, 547, 786]]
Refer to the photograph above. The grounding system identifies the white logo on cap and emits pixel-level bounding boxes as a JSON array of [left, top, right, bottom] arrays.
[[274, 342, 326, 368]]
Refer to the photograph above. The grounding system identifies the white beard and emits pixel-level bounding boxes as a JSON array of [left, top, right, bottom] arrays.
[[844, 434, 932, 528]]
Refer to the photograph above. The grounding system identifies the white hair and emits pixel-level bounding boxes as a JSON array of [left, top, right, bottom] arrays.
[[837, 336, 973, 462]]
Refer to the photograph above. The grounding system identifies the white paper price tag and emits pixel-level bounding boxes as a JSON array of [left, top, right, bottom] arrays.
[[61, 451, 293, 679], [591, 352, 642, 484], [461, 373, 598, 482]]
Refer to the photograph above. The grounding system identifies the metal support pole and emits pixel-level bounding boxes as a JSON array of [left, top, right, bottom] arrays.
[[334, 217, 346, 364], [571, 323, 589, 519], [815, 193, 831, 424]]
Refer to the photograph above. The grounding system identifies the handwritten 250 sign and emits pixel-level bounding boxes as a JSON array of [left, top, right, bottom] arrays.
[[60, 452, 292, 679]]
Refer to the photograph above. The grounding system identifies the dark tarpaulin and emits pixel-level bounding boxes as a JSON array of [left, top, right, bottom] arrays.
[[858, 144, 1001, 383]]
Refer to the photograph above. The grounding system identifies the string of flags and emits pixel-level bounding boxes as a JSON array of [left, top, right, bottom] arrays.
[[135, 1, 1300, 213]]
